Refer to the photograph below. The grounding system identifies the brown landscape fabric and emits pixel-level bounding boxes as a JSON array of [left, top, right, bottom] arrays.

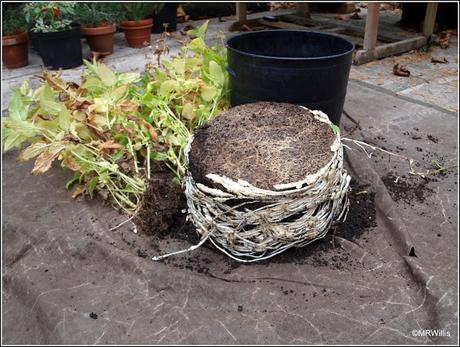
[[2, 81, 458, 344]]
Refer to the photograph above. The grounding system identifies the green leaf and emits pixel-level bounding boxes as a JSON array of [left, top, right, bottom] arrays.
[[209, 60, 224, 85], [88, 176, 99, 198], [8, 89, 27, 121], [330, 123, 341, 135], [187, 37, 206, 53], [66, 172, 81, 190], [117, 72, 140, 84], [111, 150, 125, 162], [58, 107, 71, 131], [39, 84, 61, 115], [187, 20, 209, 39], [95, 63, 117, 87], [82, 75, 104, 93]]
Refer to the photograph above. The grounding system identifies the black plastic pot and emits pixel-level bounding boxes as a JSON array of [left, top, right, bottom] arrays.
[[28, 29, 40, 52], [152, 3, 178, 33], [35, 24, 83, 70], [226, 30, 355, 125]]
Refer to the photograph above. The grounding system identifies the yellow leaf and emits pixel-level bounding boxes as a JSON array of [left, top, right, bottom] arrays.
[[95, 63, 117, 87], [209, 60, 224, 85], [159, 80, 179, 96], [182, 103, 196, 120], [18, 142, 49, 162], [201, 84, 216, 102]]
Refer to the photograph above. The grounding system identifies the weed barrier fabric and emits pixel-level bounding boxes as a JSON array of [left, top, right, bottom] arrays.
[[2, 82, 458, 344]]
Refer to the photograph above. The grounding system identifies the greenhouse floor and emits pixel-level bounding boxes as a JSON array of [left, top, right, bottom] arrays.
[[2, 14, 459, 345]]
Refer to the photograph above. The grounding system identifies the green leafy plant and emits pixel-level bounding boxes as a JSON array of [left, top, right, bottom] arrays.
[[2, 22, 229, 214], [136, 21, 230, 179], [75, 2, 119, 27], [2, 5, 27, 36], [118, 2, 164, 22], [24, 2, 76, 33]]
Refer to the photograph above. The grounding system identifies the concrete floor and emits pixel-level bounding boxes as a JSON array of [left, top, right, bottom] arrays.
[[2, 8, 458, 115]]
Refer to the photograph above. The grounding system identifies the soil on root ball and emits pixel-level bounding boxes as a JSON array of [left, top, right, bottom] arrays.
[[135, 171, 186, 236], [189, 102, 336, 190]]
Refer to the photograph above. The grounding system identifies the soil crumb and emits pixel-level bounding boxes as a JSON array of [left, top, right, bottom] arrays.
[[381, 174, 434, 204], [189, 102, 336, 189]]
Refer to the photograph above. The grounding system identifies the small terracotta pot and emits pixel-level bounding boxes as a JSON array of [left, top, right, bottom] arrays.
[[2, 31, 29, 69], [120, 18, 153, 48], [81, 24, 116, 56]]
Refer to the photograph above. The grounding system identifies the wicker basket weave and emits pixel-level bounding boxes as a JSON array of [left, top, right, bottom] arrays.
[[181, 107, 351, 262]]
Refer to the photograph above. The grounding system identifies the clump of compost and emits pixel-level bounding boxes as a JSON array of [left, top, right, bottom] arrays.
[[153, 102, 351, 263]]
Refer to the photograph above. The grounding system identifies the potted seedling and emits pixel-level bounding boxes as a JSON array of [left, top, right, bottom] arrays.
[[76, 2, 119, 56], [119, 2, 164, 48], [2, 6, 29, 69], [24, 2, 82, 70]]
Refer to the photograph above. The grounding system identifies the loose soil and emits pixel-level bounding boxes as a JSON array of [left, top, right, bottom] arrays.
[[381, 173, 434, 204], [135, 175, 377, 273], [189, 102, 336, 189]]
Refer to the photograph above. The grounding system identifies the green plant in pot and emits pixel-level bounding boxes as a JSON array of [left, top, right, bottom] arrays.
[[2, 5, 29, 69], [24, 2, 82, 70], [119, 2, 164, 48], [76, 2, 119, 56]]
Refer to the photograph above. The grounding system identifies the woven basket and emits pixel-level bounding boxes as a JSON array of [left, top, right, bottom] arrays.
[[182, 107, 351, 262]]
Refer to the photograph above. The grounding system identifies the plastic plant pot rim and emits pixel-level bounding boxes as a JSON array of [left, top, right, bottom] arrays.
[[226, 29, 355, 62]]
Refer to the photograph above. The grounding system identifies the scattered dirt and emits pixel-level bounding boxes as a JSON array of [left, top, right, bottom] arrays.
[[134, 176, 377, 274], [427, 134, 439, 143], [89, 312, 98, 319], [189, 102, 336, 190], [381, 173, 434, 204]]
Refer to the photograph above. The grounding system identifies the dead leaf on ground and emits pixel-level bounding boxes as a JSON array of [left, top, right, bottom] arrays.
[[335, 15, 348, 20], [350, 12, 362, 19], [393, 64, 410, 77], [437, 31, 452, 49], [72, 185, 86, 199], [431, 56, 449, 64], [98, 140, 122, 152]]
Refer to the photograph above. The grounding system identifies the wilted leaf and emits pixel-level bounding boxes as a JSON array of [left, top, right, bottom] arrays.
[[393, 64, 410, 77], [200, 84, 216, 101], [182, 103, 196, 120], [18, 142, 49, 162], [95, 63, 117, 86], [159, 80, 179, 96], [140, 119, 159, 140], [209, 61, 224, 85], [98, 140, 122, 152], [111, 84, 128, 102], [72, 185, 86, 198], [431, 56, 448, 64], [31, 143, 65, 175], [62, 155, 82, 171]]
